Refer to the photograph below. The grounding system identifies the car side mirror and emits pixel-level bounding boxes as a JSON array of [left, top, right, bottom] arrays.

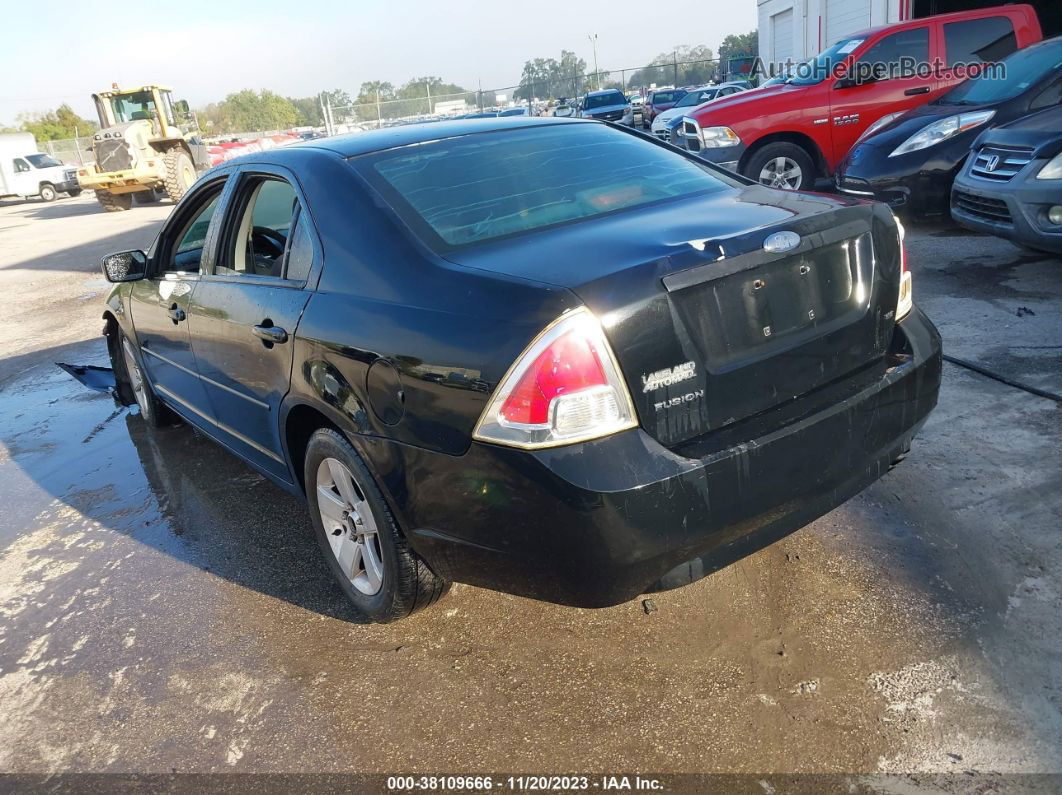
[[102, 250, 148, 282]]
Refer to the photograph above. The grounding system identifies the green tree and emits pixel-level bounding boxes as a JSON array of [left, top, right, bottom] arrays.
[[515, 50, 586, 101], [203, 89, 300, 134], [626, 45, 717, 89], [718, 31, 759, 81], [16, 104, 97, 140]]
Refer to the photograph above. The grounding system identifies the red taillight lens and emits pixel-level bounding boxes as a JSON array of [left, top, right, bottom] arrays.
[[473, 308, 638, 449], [499, 331, 609, 425]]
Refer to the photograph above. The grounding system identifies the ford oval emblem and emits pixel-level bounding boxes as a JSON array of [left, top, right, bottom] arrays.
[[763, 231, 801, 254]]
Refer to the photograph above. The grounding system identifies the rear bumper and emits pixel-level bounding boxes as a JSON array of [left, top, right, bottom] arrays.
[[381, 310, 942, 607], [951, 170, 1062, 254]]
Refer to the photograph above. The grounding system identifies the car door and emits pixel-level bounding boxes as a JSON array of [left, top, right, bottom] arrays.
[[187, 166, 319, 481], [828, 24, 936, 164], [127, 175, 231, 426]]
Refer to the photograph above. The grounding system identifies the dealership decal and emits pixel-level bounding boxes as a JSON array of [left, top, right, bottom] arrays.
[[642, 361, 697, 393]]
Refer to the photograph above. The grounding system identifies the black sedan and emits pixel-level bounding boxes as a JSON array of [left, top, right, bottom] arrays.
[[952, 104, 1062, 254], [836, 37, 1062, 217], [100, 117, 941, 622]]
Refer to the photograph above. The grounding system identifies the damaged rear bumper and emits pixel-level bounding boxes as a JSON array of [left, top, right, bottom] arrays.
[[379, 309, 942, 607]]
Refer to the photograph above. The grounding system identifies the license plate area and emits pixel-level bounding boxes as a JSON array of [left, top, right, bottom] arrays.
[[668, 232, 874, 371]]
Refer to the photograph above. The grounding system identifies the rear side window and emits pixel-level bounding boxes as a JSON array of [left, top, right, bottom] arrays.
[[359, 124, 735, 250], [944, 17, 1016, 68]]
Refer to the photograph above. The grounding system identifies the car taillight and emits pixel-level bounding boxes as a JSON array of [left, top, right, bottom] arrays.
[[473, 308, 638, 449], [895, 217, 913, 320]]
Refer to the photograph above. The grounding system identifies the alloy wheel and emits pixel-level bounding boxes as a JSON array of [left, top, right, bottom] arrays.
[[316, 457, 384, 595], [758, 156, 803, 190]]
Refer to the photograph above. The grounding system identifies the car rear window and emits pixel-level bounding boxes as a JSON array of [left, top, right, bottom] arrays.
[[357, 123, 735, 250], [652, 91, 683, 103]]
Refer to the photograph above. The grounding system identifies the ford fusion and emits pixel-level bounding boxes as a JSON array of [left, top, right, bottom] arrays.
[[100, 117, 941, 622]]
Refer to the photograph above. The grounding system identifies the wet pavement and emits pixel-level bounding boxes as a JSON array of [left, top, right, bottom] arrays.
[[0, 194, 1060, 780]]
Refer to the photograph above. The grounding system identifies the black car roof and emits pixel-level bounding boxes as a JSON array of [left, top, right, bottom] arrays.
[[298, 117, 591, 158]]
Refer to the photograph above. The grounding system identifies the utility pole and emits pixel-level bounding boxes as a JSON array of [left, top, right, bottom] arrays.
[[326, 94, 335, 134], [673, 50, 679, 88], [376, 90, 382, 129], [588, 34, 599, 90], [425, 81, 432, 115], [319, 93, 329, 135]]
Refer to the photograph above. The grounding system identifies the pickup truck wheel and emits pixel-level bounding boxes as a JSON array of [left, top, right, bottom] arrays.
[[38, 183, 57, 202], [67, 189, 82, 197], [744, 143, 815, 191], [305, 428, 450, 623], [96, 191, 132, 211], [163, 149, 196, 202]]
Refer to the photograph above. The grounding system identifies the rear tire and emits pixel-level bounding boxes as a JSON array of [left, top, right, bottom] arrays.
[[162, 148, 196, 202], [67, 188, 83, 197], [111, 328, 178, 427], [304, 428, 450, 623], [97, 190, 132, 212], [743, 142, 816, 191], [39, 183, 57, 202]]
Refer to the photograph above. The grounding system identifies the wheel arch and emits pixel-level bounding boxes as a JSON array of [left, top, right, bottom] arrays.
[[738, 131, 829, 180]]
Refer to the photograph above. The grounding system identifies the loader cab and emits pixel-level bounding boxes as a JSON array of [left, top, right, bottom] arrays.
[[94, 85, 191, 139]]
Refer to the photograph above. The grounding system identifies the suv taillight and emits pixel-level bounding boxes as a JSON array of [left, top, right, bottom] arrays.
[[472, 308, 638, 449]]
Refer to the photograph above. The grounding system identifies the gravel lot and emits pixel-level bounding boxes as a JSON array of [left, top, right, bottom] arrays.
[[0, 192, 1059, 787]]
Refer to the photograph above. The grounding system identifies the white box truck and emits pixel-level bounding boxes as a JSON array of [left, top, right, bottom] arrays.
[[0, 133, 82, 202]]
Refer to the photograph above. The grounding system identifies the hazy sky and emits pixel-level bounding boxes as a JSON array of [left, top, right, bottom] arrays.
[[0, 0, 756, 125]]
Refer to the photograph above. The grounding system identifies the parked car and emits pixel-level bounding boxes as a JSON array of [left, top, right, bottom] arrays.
[[836, 36, 1062, 216], [951, 103, 1062, 253], [642, 88, 687, 128], [554, 99, 574, 118], [577, 89, 634, 125], [674, 4, 1042, 189], [100, 117, 941, 622], [0, 133, 82, 202], [650, 83, 750, 139], [499, 107, 530, 117], [628, 94, 645, 115]]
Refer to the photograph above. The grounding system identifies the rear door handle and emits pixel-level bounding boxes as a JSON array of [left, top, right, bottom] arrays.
[[252, 324, 288, 345], [904, 86, 931, 96], [167, 304, 186, 323]]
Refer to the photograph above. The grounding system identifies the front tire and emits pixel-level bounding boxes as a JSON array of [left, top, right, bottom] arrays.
[[39, 183, 57, 202], [97, 190, 132, 212], [743, 142, 816, 191], [112, 328, 177, 427], [162, 148, 196, 202], [305, 428, 450, 623]]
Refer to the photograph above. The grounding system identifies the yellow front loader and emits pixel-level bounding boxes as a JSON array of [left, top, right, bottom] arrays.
[[77, 84, 211, 211]]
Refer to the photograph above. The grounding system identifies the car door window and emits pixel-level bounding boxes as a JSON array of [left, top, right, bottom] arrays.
[[165, 188, 225, 274], [944, 17, 1016, 68], [14, 158, 30, 173], [852, 27, 929, 82], [283, 211, 314, 282], [219, 178, 300, 279]]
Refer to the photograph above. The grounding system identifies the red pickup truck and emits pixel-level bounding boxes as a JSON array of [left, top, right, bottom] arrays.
[[676, 4, 1042, 189]]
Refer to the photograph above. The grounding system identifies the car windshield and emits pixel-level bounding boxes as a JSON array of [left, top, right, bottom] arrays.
[[937, 40, 1062, 106], [675, 89, 716, 108], [25, 154, 62, 168], [584, 92, 625, 109], [788, 38, 863, 86], [651, 90, 683, 103], [359, 123, 736, 250]]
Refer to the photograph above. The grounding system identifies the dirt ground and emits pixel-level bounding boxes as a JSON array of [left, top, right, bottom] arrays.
[[0, 192, 1060, 788]]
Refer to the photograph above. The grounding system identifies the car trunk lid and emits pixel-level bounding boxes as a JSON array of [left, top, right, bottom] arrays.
[[447, 188, 901, 448]]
